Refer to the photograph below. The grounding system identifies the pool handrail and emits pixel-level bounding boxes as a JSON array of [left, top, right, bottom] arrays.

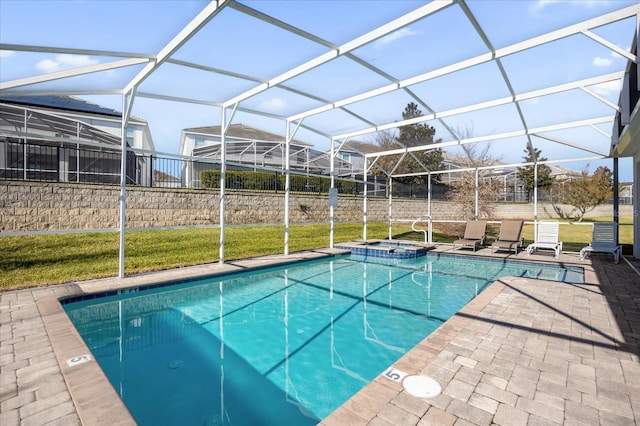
[[412, 215, 433, 243]]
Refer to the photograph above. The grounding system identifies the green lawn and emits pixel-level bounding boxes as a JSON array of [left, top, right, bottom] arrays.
[[0, 223, 410, 291], [1, 218, 633, 291]]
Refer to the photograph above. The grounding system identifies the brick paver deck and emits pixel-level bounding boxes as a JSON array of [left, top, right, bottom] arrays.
[[2, 247, 639, 425]]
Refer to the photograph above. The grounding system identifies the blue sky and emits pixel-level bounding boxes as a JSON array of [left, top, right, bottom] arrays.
[[1, 0, 637, 180]]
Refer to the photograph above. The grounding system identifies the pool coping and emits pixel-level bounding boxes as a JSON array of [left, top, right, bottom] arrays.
[[32, 245, 599, 425]]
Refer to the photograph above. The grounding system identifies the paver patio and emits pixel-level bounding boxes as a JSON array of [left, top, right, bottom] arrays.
[[2, 246, 639, 425]]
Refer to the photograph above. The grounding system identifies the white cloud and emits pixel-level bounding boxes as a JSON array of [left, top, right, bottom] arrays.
[[374, 28, 418, 49], [531, 0, 560, 11], [36, 54, 99, 73], [258, 97, 287, 112], [590, 79, 621, 97], [532, 0, 608, 11], [0, 50, 15, 58], [593, 56, 612, 67]]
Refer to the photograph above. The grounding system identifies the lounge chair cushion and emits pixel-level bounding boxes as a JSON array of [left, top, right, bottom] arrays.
[[491, 220, 524, 254], [453, 220, 487, 251]]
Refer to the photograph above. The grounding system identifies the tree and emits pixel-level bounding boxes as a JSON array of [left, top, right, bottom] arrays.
[[395, 102, 443, 184], [552, 166, 613, 222], [447, 127, 502, 219], [370, 129, 401, 177], [517, 143, 552, 199]]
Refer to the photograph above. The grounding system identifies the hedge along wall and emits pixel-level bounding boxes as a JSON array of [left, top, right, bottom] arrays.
[[200, 170, 359, 194], [0, 180, 631, 232]]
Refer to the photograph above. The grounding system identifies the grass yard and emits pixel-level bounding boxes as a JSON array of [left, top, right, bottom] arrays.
[[0, 222, 411, 291], [1, 218, 633, 291]]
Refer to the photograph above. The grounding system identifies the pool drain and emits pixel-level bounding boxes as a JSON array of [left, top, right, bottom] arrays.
[[402, 375, 441, 398]]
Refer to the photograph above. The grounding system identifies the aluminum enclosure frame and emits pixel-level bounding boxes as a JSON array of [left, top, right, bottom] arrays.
[[1, 0, 639, 276]]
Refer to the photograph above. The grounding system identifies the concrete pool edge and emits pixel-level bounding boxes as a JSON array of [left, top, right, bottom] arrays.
[[32, 246, 598, 425], [36, 292, 136, 425]]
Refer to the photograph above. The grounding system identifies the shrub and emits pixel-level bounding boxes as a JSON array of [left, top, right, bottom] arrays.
[[200, 169, 358, 194]]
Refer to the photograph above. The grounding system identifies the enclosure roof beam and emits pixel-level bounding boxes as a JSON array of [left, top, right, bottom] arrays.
[[581, 29, 637, 63], [0, 43, 155, 59], [224, 0, 454, 108], [123, 0, 230, 94], [0, 89, 124, 97], [365, 116, 613, 158], [533, 134, 609, 157], [0, 58, 150, 91], [336, 72, 622, 142], [287, 5, 637, 126], [495, 5, 639, 58], [392, 156, 605, 178]]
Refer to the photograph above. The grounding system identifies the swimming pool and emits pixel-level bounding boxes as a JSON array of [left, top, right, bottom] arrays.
[[63, 253, 583, 425]]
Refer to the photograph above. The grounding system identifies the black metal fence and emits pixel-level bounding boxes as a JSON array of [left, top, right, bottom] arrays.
[[390, 179, 532, 202], [1, 140, 138, 185], [0, 140, 385, 195], [2, 140, 631, 204]]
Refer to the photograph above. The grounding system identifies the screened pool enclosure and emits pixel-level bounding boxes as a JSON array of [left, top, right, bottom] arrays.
[[1, 0, 639, 276]]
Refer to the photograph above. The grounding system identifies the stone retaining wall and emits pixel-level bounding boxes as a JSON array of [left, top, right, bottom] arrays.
[[0, 181, 631, 232]]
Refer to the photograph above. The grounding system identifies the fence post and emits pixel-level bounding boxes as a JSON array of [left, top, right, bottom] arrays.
[[274, 170, 278, 193], [56, 145, 60, 183], [149, 155, 154, 187]]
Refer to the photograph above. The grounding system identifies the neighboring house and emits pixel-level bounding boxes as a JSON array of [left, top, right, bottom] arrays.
[[153, 169, 182, 188], [0, 96, 154, 185], [619, 182, 633, 205], [546, 164, 583, 182], [337, 140, 370, 172], [180, 124, 357, 188]]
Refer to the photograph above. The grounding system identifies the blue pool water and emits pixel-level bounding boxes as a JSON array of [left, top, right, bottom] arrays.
[[63, 253, 583, 425]]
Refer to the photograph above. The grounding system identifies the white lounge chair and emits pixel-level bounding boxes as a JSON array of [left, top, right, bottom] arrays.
[[526, 221, 562, 258], [580, 222, 621, 264]]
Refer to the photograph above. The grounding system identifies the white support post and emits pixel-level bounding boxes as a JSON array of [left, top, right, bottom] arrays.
[[118, 95, 128, 278], [427, 173, 432, 243], [219, 108, 227, 264], [284, 123, 291, 256], [23, 111, 27, 180], [75, 122, 81, 183], [388, 178, 393, 240], [363, 162, 368, 241], [330, 139, 335, 248], [533, 162, 538, 237], [474, 168, 479, 220]]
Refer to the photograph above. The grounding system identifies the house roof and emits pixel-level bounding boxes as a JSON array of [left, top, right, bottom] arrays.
[[184, 124, 312, 146], [0, 95, 122, 117]]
